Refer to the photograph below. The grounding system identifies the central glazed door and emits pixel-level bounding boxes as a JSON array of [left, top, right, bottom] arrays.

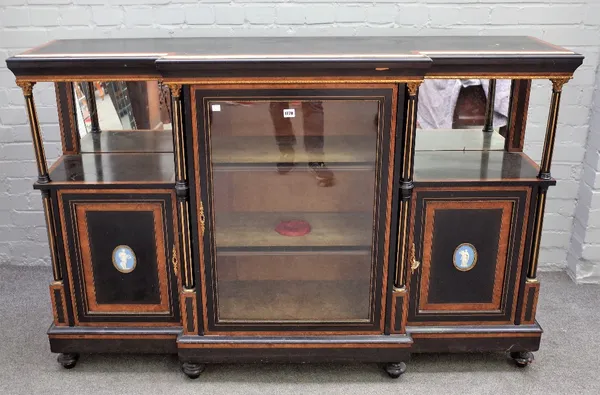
[[188, 84, 401, 334]]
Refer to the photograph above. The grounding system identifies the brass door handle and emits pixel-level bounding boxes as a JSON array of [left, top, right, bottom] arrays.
[[410, 243, 420, 273]]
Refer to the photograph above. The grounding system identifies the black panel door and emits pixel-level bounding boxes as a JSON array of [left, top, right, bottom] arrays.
[[58, 189, 180, 326], [407, 186, 532, 325], [188, 84, 403, 334]]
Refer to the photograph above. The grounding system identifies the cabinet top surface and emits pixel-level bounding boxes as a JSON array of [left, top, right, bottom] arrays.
[[15, 36, 573, 58], [7, 36, 583, 79]]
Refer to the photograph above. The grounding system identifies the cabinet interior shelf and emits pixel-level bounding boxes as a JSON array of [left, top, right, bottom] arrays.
[[214, 212, 372, 253], [54, 131, 539, 184], [47, 153, 175, 184], [80, 130, 174, 153], [79, 129, 507, 162], [46, 150, 539, 185], [210, 135, 376, 167], [217, 279, 371, 322]]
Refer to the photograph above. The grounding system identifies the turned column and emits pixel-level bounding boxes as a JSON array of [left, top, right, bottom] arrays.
[[168, 83, 200, 335], [17, 81, 50, 184], [40, 189, 62, 282], [528, 77, 570, 280], [87, 82, 101, 133], [18, 79, 61, 283], [483, 79, 496, 133], [168, 84, 195, 290], [18, 80, 69, 325], [395, 81, 421, 288], [539, 78, 568, 180]]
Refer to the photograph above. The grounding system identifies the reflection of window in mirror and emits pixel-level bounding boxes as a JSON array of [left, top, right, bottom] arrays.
[[416, 79, 510, 151], [74, 81, 172, 136]]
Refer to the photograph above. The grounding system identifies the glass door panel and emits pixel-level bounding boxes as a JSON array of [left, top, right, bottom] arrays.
[[195, 85, 397, 332], [210, 99, 378, 323], [217, 251, 372, 322]]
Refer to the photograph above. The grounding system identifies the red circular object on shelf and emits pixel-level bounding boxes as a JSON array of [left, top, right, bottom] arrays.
[[275, 220, 311, 237]]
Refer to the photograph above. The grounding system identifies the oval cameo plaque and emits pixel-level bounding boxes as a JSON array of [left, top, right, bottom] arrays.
[[112, 245, 137, 274], [453, 243, 477, 272]]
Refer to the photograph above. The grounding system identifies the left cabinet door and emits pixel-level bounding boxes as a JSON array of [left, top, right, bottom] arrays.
[[58, 189, 181, 326]]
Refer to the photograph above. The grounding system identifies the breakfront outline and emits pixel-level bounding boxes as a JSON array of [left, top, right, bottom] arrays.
[[6, 36, 583, 377]]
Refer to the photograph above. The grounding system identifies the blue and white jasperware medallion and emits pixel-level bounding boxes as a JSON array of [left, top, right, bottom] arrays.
[[112, 245, 137, 274], [453, 243, 477, 272]]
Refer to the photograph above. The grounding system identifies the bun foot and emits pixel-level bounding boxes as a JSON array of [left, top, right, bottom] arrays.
[[510, 351, 534, 368], [181, 362, 205, 379], [384, 362, 407, 379], [57, 353, 79, 369]]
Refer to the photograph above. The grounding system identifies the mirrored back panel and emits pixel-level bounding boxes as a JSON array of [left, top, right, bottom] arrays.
[[416, 79, 511, 151], [74, 81, 172, 134], [74, 81, 174, 154]]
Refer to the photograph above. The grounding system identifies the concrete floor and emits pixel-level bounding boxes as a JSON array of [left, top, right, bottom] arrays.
[[0, 265, 599, 395]]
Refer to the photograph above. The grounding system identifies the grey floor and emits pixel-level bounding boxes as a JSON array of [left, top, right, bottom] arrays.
[[0, 266, 599, 395]]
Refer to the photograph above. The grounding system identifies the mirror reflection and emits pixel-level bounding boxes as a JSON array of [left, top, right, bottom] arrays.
[[74, 81, 172, 135], [269, 101, 335, 186], [416, 79, 510, 151]]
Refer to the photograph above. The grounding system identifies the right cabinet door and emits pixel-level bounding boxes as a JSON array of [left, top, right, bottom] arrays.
[[407, 186, 532, 325]]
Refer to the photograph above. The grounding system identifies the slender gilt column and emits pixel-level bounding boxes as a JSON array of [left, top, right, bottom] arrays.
[[17, 81, 50, 184], [167, 84, 195, 290], [87, 82, 101, 133], [18, 81, 60, 279], [18, 80, 68, 324], [483, 79, 496, 133], [395, 81, 421, 288], [539, 78, 569, 180], [40, 189, 62, 282], [528, 77, 570, 280]]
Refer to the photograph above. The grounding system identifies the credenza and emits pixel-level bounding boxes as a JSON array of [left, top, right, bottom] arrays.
[[6, 36, 583, 378]]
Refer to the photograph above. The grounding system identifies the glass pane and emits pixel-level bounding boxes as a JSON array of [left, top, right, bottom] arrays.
[[74, 81, 172, 135], [416, 79, 510, 151], [209, 99, 379, 323]]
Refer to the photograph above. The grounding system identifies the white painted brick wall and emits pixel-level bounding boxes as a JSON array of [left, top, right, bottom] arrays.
[[0, 1, 599, 282], [568, 49, 600, 283]]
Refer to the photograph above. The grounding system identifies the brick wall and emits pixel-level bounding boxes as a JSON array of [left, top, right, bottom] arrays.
[[568, 50, 600, 283], [1, 1, 599, 282]]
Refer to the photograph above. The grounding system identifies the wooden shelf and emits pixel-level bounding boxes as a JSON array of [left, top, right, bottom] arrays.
[[211, 135, 376, 166], [416, 129, 505, 151], [45, 153, 175, 185], [78, 129, 509, 168], [414, 151, 540, 181], [78, 132, 377, 167], [215, 212, 373, 252], [47, 143, 540, 186], [217, 280, 371, 322], [80, 131, 173, 153]]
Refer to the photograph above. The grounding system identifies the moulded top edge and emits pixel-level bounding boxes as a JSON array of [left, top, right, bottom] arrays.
[[6, 36, 583, 78]]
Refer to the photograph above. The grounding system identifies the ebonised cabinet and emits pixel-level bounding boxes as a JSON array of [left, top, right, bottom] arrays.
[[6, 36, 583, 378]]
